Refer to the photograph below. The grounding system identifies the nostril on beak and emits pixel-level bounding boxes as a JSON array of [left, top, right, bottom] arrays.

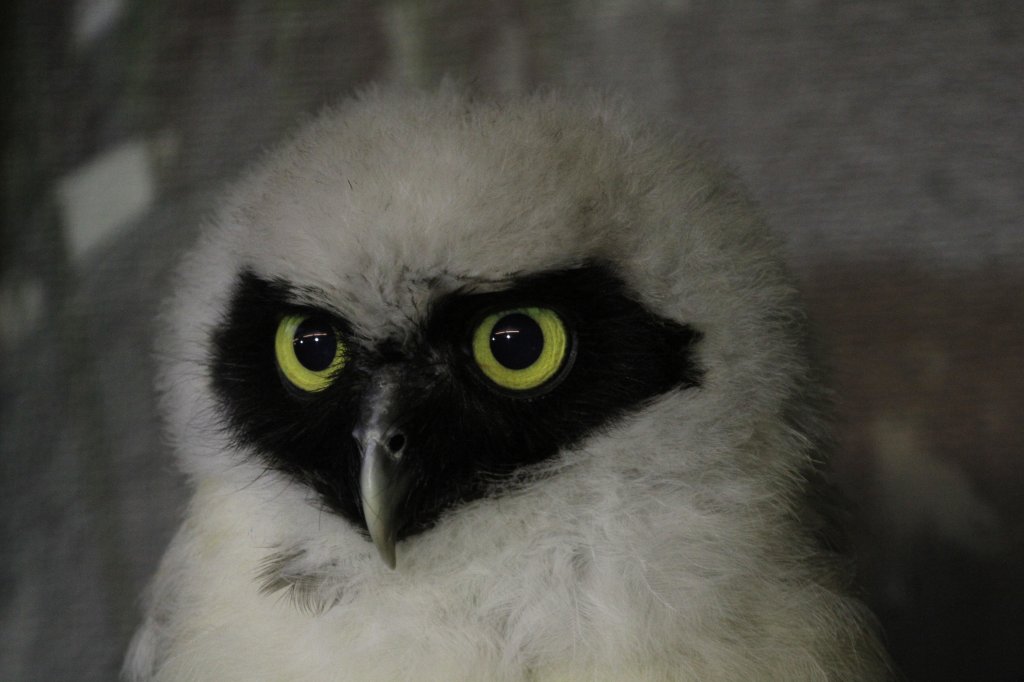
[[386, 432, 406, 456]]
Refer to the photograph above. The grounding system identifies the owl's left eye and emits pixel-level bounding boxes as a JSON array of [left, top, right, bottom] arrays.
[[274, 314, 347, 392], [471, 307, 573, 393]]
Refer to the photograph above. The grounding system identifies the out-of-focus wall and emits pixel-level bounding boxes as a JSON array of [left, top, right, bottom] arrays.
[[2, 2, 1021, 680]]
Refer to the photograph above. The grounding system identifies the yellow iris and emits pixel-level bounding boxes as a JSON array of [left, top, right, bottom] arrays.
[[274, 314, 347, 392], [472, 307, 569, 391]]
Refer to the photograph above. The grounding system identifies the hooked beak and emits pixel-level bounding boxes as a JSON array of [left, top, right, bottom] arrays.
[[353, 373, 411, 569]]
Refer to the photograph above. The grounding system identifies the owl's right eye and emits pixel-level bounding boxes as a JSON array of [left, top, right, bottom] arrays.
[[274, 314, 347, 392]]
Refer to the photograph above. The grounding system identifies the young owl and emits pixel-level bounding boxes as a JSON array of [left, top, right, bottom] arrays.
[[125, 87, 891, 681]]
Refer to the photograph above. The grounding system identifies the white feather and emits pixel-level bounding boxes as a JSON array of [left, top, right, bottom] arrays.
[[127, 86, 891, 681]]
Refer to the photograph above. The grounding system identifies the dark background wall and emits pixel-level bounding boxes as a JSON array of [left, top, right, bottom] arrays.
[[2, 2, 1021, 680]]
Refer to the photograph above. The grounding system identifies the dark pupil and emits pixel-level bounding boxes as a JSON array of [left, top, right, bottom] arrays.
[[293, 317, 337, 372], [489, 313, 543, 370]]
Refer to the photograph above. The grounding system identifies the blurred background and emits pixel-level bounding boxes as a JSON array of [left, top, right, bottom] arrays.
[[2, 1, 1021, 680]]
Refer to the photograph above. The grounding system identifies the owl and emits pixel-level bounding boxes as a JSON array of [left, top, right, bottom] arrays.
[[124, 87, 891, 681]]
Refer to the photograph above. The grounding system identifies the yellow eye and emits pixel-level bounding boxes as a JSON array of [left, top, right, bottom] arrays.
[[471, 307, 571, 392], [274, 314, 347, 392]]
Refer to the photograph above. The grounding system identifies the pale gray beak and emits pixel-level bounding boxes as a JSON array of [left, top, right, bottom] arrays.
[[354, 373, 411, 569]]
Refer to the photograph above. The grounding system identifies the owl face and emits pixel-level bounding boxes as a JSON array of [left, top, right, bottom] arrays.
[[210, 263, 701, 565], [166, 88, 807, 569]]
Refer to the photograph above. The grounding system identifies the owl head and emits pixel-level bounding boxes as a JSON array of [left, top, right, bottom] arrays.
[[160, 86, 823, 574]]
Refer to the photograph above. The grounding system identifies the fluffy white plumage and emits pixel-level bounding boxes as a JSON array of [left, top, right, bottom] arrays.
[[125, 87, 891, 681]]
